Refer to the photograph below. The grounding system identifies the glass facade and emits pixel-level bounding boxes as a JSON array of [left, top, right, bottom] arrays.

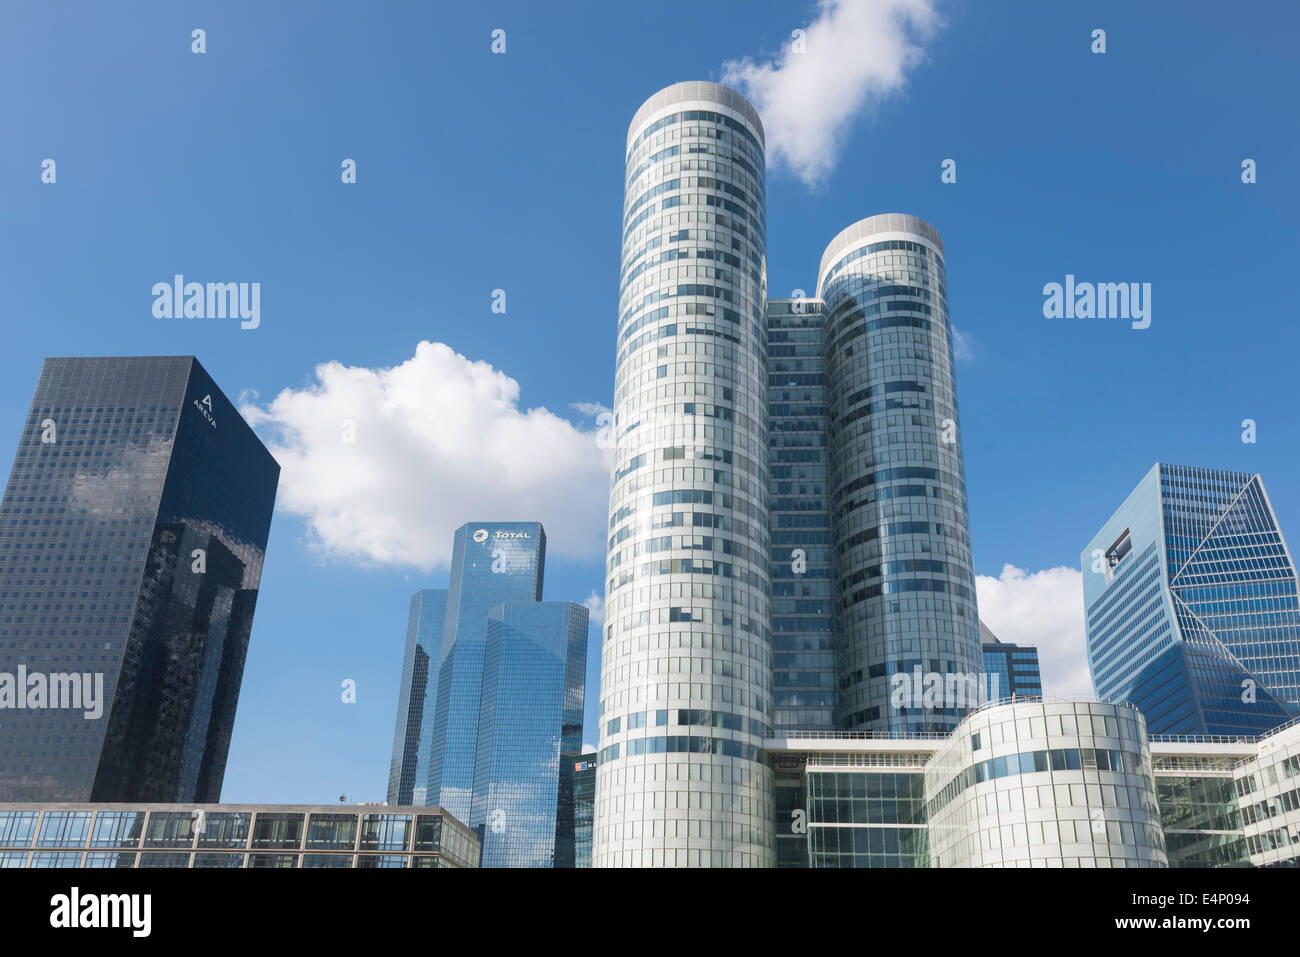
[[818, 216, 982, 734], [572, 757, 596, 868], [1231, 716, 1300, 865], [924, 701, 1168, 867], [1083, 464, 1300, 735], [387, 588, 446, 805], [0, 804, 479, 867], [423, 523, 544, 819], [805, 770, 929, 868], [1156, 775, 1249, 866], [982, 639, 1043, 699], [470, 601, 588, 867], [767, 299, 836, 733], [0, 356, 279, 802], [598, 81, 774, 867]]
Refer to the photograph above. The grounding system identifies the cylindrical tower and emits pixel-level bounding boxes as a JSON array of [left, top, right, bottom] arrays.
[[818, 214, 982, 733], [596, 81, 773, 867], [925, 700, 1167, 867]]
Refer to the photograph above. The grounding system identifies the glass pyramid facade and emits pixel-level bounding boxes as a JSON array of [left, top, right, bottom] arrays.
[[1083, 464, 1300, 736]]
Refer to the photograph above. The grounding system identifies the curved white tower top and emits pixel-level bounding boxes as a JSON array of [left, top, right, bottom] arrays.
[[596, 81, 774, 867], [818, 213, 983, 734]]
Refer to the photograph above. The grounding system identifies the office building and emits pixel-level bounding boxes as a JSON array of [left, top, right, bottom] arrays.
[[0, 803, 478, 867], [387, 589, 446, 805], [470, 600, 588, 867], [817, 215, 983, 734], [1083, 464, 1300, 735], [766, 700, 1300, 868], [925, 700, 1166, 866], [767, 298, 836, 733], [1232, 716, 1300, 865], [386, 522, 591, 866], [423, 522, 544, 820], [0, 356, 279, 803], [598, 81, 775, 868], [573, 756, 597, 868], [982, 632, 1043, 700], [596, 79, 987, 867]]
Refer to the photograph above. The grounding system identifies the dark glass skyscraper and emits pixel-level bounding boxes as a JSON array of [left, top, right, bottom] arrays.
[[767, 299, 836, 733], [0, 356, 279, 802], [422, 523, 544, 820], [387, 589, 446, 805], [1083, 463, 1300, 735], [981, 637, 1043, 699], [470, 600, 588, 867]]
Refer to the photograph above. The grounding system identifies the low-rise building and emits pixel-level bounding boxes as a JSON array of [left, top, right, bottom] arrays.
[[0, 803, 479, 868]]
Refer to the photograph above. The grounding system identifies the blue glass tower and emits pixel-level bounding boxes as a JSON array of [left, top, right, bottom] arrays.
[[981, 636, 1043, 699], [1083, 464, 1300, 735], [470, 600, 588, 867], [386, 589, 446, 805], [767, 299, 836, 733], [0, 356, 279, 802], [423, 523, 544, 819]]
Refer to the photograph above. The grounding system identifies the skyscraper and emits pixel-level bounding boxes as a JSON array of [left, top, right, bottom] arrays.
[[470, 600, 588, 867], [387, 588, 446, 805], [767, 298, 836, 733], [1083, 463, 1300, 735], [422, 523, 544, 820], [817, 214, 982, 733], [598, 81, 775, 868], [981, 635, 1043, 699], [572, 755, 597, 868], [0, 356, 279, 802], [596, 78, 988, 867]]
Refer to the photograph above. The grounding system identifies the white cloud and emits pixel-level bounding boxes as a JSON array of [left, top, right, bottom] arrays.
[[976, 564, 1094, 700], [582, 590, 605, 626], [241, 341, 612, 571], [952, 327, 974, 361], [722, 0, 942, 187]]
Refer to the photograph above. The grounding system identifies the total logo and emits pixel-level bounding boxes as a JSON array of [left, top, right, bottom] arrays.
[[472, 528, 531, 543]]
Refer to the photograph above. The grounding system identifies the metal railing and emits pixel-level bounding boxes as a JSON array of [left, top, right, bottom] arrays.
[[779, 730, 950, 741], [1150, 712, 1300, 747]]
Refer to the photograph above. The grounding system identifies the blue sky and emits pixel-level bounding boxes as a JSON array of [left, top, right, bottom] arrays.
[[2, 0, 1297, 803]]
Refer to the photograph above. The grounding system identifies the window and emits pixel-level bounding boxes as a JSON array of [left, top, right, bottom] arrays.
[[305, 814, 357, 851], [90, 812, 142, 848], [0, 812, 39, 847], [251, 814, 304, 850], [143, 812, 196, 849], [360, 815, 410, 852], [198, 812, 251, 849], [413, 816, 442, 853], [36, 812, 92, 848]]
